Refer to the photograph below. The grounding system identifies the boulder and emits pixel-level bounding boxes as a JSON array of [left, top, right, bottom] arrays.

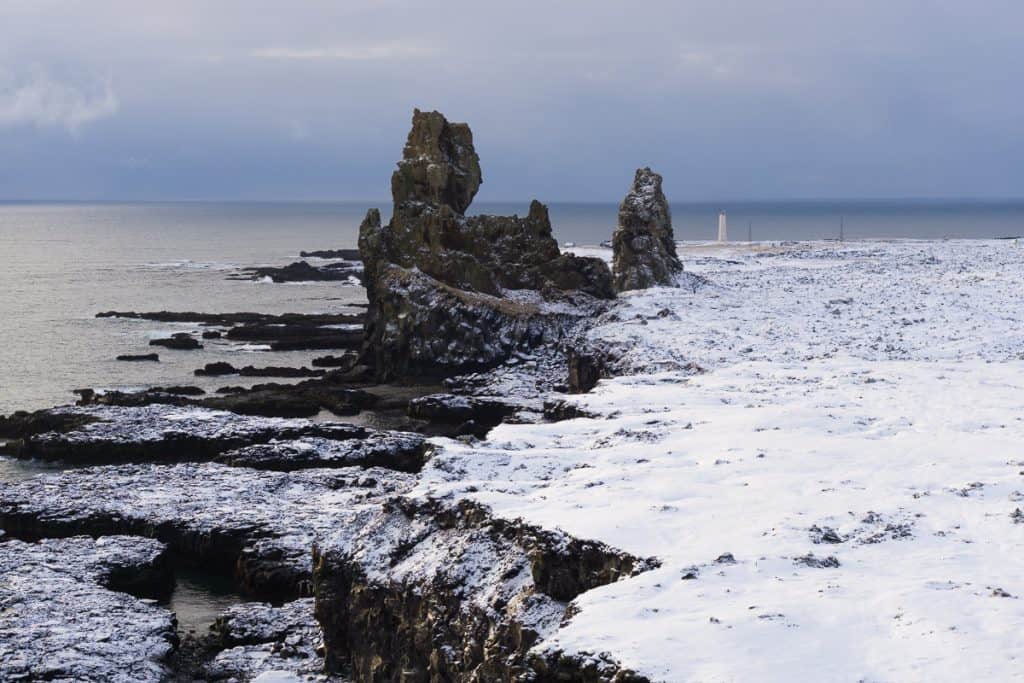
[[116, 353, 160, 362], [360, 109, 613, 380], [149, 333, 202, 350], [612, 167, 683, 292]]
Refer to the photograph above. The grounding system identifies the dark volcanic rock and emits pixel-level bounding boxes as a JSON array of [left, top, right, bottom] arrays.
[[98, 310, 364, 327], [0, 535, 176, 682], [117, 352, 160, 362], [3, 404, 385, 465], [149, 332, 202, 350], [234, 260, 363, 284], [390, 107, 482, 214], [568, 346, 606, 393], [312, 497, 657, 681], [204, 598, 343, 681], [312, 353, 359, 370], [195, 361, 238, 376], [612, 167, 683, 292], [238, 365, 326, 378], [408, 393, 520, 436], [201, 330, 222, 339], [359, 109, 613, 380], [300, 248, 362, 260], [216, 432, 429, 473], [0, 463, 415, 600]]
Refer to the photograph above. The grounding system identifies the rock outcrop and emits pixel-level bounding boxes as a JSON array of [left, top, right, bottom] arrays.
[[612, 167, 682, 292], [360, 109, 614, 379]]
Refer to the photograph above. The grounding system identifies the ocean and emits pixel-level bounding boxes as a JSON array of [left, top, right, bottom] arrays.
[[2, 198, 1023, 415]]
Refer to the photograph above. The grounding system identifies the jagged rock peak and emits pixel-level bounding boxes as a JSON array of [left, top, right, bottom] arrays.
[[390, 108, 482, 215], [612, 167, 683, 292]]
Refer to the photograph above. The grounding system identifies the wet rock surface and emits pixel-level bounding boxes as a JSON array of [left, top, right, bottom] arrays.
[[0, 535, 177, 682], [612, 167, 682, 292], [359, 109, 613, 380]]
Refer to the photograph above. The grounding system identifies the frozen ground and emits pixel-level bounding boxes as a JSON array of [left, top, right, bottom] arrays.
[[417, 240, 1024, 681]]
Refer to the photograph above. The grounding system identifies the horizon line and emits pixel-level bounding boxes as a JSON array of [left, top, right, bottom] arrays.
[[3, 196, 1024, 205]]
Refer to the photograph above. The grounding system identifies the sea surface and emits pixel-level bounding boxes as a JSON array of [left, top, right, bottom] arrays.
[[2, 199, 1024, 415]]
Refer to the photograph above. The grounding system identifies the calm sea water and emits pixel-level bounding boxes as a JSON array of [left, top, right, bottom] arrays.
[[2, 199, 1023, 414]]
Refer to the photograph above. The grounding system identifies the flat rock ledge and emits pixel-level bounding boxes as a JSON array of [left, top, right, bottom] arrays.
[[0, 463, 416, 600], [1, 404, 428, 471], [0, 535, 176, 682]]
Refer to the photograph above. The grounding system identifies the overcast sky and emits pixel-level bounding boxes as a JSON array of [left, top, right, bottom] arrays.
[[0, 1, 1021, 201]]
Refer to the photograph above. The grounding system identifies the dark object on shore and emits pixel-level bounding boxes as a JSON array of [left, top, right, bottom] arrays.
[[612, 167, 683, 292], [195, 362, 238, 377], [116, 353, 160, 362], [97, 310, 364, 327], [230, 260, 363, 284], [359, 109, 613, 380], [300, 248, 361, 260], [202, 330, 222, 339], [149, 333, 202, 350]]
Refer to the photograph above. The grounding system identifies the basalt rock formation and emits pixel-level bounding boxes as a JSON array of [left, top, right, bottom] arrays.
[[612, 167, 683, 292], [360, 109, 614, 379]]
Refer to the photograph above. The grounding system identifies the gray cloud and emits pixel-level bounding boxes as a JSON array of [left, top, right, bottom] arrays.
[[0, 1, 1021, 200], [0, 70, 118, 134]]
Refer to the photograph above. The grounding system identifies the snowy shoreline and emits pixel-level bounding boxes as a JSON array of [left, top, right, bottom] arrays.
[[418, 238, 1024, 680]]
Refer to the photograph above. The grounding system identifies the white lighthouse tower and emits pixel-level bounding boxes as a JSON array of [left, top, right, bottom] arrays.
[[717, 210, 728, 242]]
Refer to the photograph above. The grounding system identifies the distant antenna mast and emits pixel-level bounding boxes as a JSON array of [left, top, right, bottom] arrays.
[[718, 210, 728, 242], [839, 215, 845, 242], [748, 220, 752, 243]]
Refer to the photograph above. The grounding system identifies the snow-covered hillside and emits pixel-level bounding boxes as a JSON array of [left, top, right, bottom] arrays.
[[419, 240, 1024, 681]]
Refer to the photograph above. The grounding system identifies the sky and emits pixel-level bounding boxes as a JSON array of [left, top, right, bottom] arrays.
[[0, 0, 1021, 202]]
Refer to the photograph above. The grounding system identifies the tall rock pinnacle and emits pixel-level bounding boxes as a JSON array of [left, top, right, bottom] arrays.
[[611, 167, 683, 292], [390, 108, 482, 215]]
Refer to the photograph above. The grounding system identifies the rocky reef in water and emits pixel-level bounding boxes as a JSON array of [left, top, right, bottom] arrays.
[[612, 167, 683, 292], [358, 108, 615, 380]]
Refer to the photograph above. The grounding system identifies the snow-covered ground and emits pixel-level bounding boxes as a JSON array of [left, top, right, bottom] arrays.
[[418, 240, 1024, 681]]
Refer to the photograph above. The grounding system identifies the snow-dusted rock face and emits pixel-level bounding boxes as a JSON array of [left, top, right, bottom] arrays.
[[415, 240, 1024, 681], [312, 496, 655, 681], [612, 168, 682, 292], [0, 535, 176, 682], [359, 109, 614, 379], [0, 463, 416, 599]]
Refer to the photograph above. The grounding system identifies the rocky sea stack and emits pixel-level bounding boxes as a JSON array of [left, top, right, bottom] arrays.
[[359, 109, 614, 379], [612, 167, 682, 292]]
